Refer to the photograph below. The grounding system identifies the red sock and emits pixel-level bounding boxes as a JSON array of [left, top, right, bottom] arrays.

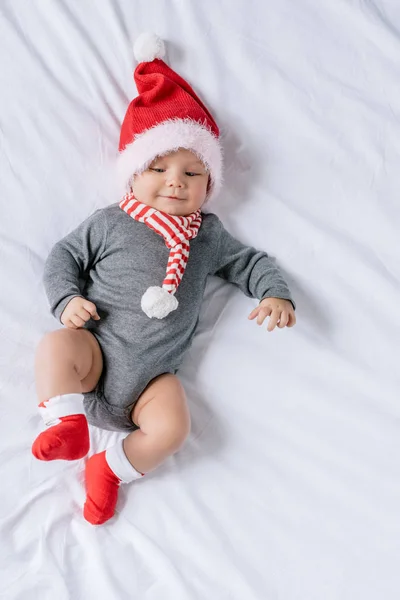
[[32, 414, 89, 461], [83, 451, 121, 525], [83, 441, 144, 525], [32, 394, 89, 461]]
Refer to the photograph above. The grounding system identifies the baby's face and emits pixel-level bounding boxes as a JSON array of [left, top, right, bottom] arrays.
[[131, 148, 209, 216]]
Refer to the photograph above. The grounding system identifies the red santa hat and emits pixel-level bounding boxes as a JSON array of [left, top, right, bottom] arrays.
[[117, 33, 223, 201]]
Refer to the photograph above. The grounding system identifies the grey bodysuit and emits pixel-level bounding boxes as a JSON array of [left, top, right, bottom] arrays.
[[44, 203, 294, 431]]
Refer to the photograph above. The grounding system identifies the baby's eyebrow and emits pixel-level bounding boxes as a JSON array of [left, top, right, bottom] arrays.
[[186, 162, 206, 169]]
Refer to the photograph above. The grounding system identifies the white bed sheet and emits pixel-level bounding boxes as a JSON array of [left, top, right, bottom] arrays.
[[1, 1, 400, 598]]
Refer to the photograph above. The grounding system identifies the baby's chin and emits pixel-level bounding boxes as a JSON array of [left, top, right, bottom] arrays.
[[151, 198, 201, 216], [161, 205, 192, 216]]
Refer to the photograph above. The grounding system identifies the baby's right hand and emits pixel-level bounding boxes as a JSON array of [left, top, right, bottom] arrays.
[[60, 296, 100, 329]]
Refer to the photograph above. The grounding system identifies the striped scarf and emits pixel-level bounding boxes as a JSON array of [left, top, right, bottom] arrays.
[[119, 193, 202, 296]]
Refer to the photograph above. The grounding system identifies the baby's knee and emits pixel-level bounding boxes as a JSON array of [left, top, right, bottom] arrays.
[[36, 329, 71, 359], [36, 329, 75, 358], [35, 329, 86, 368], [155, 412, 191, 453]]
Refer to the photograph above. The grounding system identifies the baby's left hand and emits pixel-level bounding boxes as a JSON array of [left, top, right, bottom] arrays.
[[248, 298, 296, 332]]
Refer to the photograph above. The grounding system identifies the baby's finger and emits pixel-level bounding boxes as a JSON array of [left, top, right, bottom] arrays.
[[267, 310, 280, 332], [75, 308, 91, 323], [71, 314, 86, 328], [65, 319, 78, 330], [248, 307, 260, 320], [77, 307, 94, 322], [83, 301, 100, 320], [287, 312, 297, 327], [257, 306, 271, 326], [278, 310, 289, 328]]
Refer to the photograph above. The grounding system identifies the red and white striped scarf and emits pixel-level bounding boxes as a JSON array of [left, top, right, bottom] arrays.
[[119, 193, 202, 295]]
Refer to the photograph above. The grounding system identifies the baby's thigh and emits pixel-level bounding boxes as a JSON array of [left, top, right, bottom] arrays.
[[131, 374, 190, 432], [36, 328, 103, 393]]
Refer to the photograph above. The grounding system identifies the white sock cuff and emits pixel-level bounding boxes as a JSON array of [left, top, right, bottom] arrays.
[[105, 440, 144, 483], [38, 393, 85, 425]]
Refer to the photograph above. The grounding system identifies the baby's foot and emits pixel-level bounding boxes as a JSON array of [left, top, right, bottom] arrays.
[[83, 451, 121, 525], [32, 412, 90, 461]]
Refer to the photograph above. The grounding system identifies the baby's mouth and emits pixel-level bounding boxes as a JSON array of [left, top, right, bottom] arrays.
[[160, 195, 185, 201]]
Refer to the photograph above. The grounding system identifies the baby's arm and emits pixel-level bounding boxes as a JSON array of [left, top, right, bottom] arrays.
[[211, 218, 294, 303], [211, 217, 295, 330], [43, 209, 108, 323]]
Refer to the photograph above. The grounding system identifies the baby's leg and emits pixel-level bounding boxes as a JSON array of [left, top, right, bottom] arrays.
[[32, 329, 103, 461], [84, 374, 190, 524], [126, 373, 191, 472], [35, 328, 103, 403]]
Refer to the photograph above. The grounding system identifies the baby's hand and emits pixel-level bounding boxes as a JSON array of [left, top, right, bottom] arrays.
[[248, 298, 296, 332], [60, 296, 100, 329]]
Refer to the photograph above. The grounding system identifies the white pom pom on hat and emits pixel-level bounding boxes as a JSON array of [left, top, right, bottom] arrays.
[[133, 32, 166, 63]]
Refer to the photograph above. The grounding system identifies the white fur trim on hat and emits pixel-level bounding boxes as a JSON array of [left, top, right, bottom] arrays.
[[134, 32, 166, 63], [141, 286, 179, 319], [117, 118, 223, 202]]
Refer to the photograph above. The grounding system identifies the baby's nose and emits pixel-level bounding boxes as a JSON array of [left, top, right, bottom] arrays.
[[167, 175, 183, 187]]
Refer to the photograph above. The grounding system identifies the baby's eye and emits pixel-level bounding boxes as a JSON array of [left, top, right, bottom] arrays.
[[150, 168, 165, 173], [185, 171, 199, 177]]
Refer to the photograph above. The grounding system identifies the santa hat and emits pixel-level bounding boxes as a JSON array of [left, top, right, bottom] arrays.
[[117, 32, 223, 200]]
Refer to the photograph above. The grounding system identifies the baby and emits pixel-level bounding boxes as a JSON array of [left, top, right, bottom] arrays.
[[32, 33, 296, 525]]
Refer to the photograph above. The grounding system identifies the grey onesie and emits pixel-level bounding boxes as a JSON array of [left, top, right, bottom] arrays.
[[43, 203, 294, 431]]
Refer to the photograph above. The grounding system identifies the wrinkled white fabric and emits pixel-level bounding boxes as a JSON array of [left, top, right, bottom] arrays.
[[1, 1, 400, 599]]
